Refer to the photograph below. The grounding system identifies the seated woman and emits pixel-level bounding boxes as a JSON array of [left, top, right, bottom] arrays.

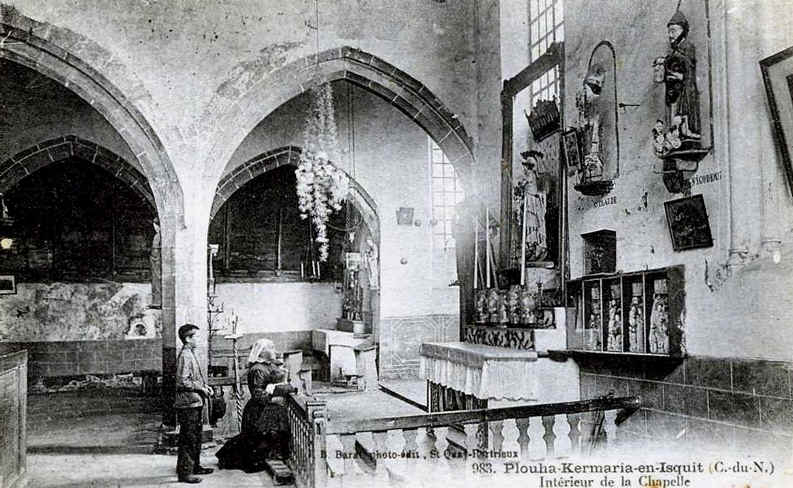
[[216, 338, 296, 472]]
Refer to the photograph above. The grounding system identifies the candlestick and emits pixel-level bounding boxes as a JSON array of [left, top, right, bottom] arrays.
[[485, 208, 490, 288], [520, 193, 527, 286], [317, 261, 321, 279], [300, 262, 304, 279], [473, 215, 479, 289]]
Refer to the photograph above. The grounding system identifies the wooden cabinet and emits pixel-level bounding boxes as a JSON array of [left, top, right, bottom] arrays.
[[565, 266, 685, 356]]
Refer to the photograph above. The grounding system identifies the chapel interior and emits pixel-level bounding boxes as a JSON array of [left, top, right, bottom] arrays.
[[1, 1, 793, 487]]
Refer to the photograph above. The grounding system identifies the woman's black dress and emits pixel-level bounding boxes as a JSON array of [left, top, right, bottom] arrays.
[[216, 362, 294, 472]]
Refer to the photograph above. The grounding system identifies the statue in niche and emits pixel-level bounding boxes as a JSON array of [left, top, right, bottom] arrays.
[[512, 150, 548, 262], [587, 288, 602, 350], [649, 292, 670, 354], [606, 296, 622, 351], [653, 9, 701, 156], [576, 63, 606, 182], [149, 219, 162, 309], [363, 238, 379, 289], [628, 295, 644, 351]]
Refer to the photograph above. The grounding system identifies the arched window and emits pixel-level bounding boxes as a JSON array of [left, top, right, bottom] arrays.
[[429, 138, 464, 251]]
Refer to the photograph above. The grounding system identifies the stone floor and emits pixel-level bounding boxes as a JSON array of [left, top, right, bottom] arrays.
[[24, 384, 429, 487]]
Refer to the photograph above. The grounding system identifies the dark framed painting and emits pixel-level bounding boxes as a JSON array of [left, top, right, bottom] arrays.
[[395, 207, 414, 225], [760, 46, 793, 196], [0, 275, 16, 295], [562, 128, 582, 168], [664, 195, 714, 252]]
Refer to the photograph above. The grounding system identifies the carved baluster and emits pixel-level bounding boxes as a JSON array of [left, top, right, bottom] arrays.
[[516, 418, 531, 462], [604, 409, 618, 450], [554, 413, 572, 458], [567, 413, 582, 454], [403, 428, 418, 457], [372, 431, 390, 482], [462, 423, 481, 481], [324, 434, 344, 480], [386, 428, 406, 479], [433, 426, 452, 481], [542, 415, 557, 457], [528, 416, 546, 460], [356, 431, 377, 481], [342, 433, 362, 478], [501, 419, 520, 472], [413, 426, 435, 481], [489, 420, 504, 452]]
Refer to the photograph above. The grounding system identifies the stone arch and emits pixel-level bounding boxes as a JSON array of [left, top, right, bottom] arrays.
[[211, 146, 379, 243], [200, 46, 476, 194], [1, 5, 184, 423], [0, 135, 156, 211]]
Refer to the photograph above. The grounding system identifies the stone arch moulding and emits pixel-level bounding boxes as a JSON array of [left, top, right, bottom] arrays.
[[201, 46, 476, 194], [0, 135, 156, 211], [0, 4, 183, 394], [210, 146, 380, 244], [0, 6, 183, 225]]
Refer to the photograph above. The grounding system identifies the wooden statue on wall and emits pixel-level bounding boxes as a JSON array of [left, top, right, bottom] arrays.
[[576, 63, 606, 183], [652, 8, 709, 193], [512, 150, 548, 264]]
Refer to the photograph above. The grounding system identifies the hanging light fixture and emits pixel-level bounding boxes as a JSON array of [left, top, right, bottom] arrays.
[[0, 193, 15, 250], [295, 0, 349, 262]]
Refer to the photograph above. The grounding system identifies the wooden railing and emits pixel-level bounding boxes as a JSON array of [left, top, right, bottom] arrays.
[[0, 350, 27, 488], [304, 396, 639, 488], [285, 393, 327, 488]]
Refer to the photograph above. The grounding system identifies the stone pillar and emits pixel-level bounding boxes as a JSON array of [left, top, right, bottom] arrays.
[[160, 190, 211, 427]]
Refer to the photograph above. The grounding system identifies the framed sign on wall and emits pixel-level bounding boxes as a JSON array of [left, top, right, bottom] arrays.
[[761, 45, 793, 195], [664, 195, 713, 252]]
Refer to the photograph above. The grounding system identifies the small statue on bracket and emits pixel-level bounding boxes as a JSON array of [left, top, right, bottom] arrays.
[[576, 63, 606, 183], [651, 9, 706, 168]]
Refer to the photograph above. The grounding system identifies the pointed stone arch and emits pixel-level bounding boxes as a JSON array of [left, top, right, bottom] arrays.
[[1, 5, 184, 424], [200, 46, 476, 195], [211, 146, 379, 243], [0, 135, 156, 211]]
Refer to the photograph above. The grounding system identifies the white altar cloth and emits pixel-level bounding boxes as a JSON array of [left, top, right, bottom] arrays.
[[419, 342, 539, 401]]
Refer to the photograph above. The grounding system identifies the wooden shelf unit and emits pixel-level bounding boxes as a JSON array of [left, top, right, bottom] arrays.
[[565, 265, 685, 357]]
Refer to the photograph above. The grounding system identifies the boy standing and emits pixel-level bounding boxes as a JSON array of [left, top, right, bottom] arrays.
[[175, 324, 214, 483]]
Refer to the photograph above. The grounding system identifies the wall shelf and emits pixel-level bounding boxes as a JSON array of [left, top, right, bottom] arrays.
[[566, 266, 685, 357]]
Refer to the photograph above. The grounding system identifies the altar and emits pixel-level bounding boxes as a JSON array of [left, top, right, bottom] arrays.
[[419, 338, 579, 412]]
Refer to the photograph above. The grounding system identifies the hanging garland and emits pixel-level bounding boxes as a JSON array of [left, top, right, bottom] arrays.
[[295, 83, 349, 261]]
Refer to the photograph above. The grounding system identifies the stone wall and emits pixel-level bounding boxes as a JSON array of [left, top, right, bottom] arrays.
[[0, 339, 161, 380], [580, 355, 793, 458], [0, 282, 160, 342]]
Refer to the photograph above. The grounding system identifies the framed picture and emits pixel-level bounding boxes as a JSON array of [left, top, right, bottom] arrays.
[[0, 275, 16, 295], [562, 128, 582, 168], [760, 46, 793, 196], [664, 195, 714, 251], [395, 207, 414, 225]]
